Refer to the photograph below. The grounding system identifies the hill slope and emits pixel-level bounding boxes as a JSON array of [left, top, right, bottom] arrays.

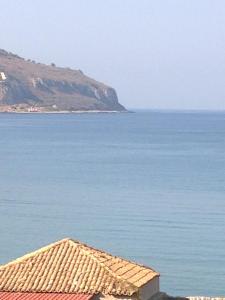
[[0, 49, 126, 112]]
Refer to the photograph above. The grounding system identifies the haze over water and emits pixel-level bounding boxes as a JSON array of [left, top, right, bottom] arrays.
[[0, 111, 225, 296]]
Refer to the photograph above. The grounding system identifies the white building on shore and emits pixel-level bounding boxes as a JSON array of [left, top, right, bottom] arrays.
[[0, 72, 6, 81]]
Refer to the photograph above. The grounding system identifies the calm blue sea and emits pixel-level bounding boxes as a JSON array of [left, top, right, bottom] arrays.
[[0, 111, 225, 296]]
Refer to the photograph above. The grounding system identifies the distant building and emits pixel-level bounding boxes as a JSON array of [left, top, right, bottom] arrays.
[[0, 72, 6, 81], [0, 238, 160, 300], [28, 106, 39, 112]]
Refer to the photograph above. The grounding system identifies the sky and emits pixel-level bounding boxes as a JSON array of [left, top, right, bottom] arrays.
[[0, 0, 225, 110]]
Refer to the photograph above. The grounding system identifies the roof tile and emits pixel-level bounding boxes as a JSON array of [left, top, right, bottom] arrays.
[[0, 239, 159, 296], [0, 292, 94, 300]]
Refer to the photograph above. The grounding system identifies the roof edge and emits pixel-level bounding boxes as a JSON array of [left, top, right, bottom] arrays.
[[67, 239, 157, 292], [0, 237, 159, 294], [68, 238, 158, 274], [0, 238, 72, 270]]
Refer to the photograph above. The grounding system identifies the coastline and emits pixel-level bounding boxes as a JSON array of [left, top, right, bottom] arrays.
[[0, 105, 130, 114], [0, 110, 129, 114]]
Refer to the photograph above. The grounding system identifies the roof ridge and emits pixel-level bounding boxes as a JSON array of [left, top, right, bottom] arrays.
[[0, 238, 72, 270], [0, 238, 159, 295], [68, 240, 138, 293], [0, 238, 158, 276], [68, 238, 159, 275]]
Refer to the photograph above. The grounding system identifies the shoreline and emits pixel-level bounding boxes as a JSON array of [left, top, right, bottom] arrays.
[[0, 104, 130, 114], [0, 110, 130, 114]]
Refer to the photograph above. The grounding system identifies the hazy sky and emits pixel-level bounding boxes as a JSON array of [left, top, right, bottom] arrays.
[[1, 0, 225, 109]]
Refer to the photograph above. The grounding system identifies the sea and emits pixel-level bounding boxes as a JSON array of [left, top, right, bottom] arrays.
[[0, 111, 224, 296]]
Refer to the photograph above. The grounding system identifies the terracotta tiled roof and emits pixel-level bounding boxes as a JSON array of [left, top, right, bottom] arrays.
[[0, 238, 159, 296], [0, 293, 94, 300]]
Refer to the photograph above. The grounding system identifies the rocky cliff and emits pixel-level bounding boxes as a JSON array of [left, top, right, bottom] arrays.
[[0, 49, 126, 112]]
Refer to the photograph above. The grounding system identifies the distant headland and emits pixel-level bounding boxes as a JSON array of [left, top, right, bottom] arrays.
[[0, 49, 126, 113]]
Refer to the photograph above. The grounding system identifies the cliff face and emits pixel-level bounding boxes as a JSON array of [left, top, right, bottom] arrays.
[[0, 49, 126, 111]]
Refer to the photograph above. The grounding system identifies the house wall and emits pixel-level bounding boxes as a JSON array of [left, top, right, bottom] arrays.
[[94, 276, 160, 300], [139, 277, 160, 300]]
